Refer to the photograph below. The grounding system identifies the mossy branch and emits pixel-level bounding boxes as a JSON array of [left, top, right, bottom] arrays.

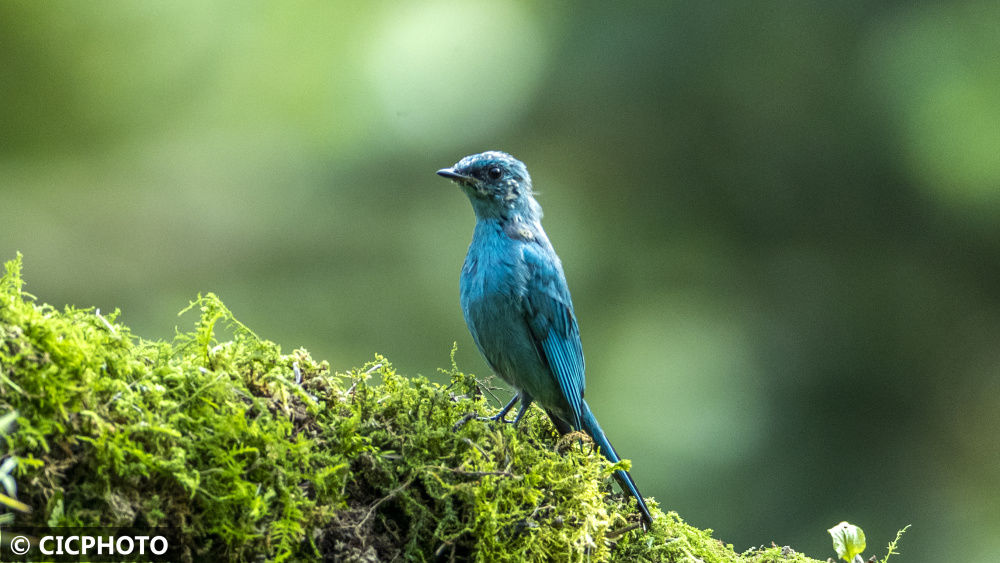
[[0, 254, 825, 562]]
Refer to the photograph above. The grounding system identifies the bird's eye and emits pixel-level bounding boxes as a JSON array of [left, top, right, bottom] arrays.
[[486, 166, 503, 180]]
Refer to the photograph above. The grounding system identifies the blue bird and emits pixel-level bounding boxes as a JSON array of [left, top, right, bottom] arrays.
[[437, 150, 653, 527]]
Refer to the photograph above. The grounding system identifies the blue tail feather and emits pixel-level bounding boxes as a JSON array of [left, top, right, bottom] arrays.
[[580, 401, 653, 527]]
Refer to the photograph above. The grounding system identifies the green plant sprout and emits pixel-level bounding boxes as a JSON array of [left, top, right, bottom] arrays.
[[879, 525, 910, 563], [829, 521, 910, 563]]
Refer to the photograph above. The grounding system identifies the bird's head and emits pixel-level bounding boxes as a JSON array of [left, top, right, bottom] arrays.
[[437, 151, 540, 221]]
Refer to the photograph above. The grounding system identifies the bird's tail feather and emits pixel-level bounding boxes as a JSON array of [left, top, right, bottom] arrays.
[[580, 401, 654, 527]]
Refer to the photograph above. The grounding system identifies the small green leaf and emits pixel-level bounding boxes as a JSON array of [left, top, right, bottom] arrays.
[[829, 521, 867, 562]]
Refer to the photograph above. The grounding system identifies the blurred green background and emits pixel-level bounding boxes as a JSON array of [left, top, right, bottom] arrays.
[[2, 1, 998, 561]]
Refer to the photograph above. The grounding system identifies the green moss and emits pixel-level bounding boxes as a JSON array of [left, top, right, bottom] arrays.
[[0, 254, 826, 562]]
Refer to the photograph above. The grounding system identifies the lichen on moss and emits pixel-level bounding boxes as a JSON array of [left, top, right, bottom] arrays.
[[0, 254, 824, 562]]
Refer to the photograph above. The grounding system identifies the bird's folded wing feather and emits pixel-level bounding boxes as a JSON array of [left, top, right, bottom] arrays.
[[522, 244, 585, 430]]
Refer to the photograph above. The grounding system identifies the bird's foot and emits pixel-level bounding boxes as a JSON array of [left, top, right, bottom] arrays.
[[474, 395, 522, 425], [453, 410, 516, 430], [476, 412, 515, 424]]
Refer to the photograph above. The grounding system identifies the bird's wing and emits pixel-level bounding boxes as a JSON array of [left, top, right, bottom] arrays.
[[522, 243, 585, 430]]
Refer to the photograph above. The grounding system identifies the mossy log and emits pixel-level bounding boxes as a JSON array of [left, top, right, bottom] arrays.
[[0, 254, 824, 562]]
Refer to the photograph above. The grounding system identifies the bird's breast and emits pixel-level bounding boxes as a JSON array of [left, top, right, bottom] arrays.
[[461, 233, 527, 307]]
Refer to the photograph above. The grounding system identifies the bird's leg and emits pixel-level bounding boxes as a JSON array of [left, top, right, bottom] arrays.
[[478, 394, 520, 424], [511, 398, 534, 426]]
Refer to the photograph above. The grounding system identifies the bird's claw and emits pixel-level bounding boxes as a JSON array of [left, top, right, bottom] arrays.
[[477, 412, 515, 424]]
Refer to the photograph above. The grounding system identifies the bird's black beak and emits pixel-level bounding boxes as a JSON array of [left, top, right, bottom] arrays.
[[437, 168, 470, 183]]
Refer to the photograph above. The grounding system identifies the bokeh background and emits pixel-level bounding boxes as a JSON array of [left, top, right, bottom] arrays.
[[2, 2, 998, 561]]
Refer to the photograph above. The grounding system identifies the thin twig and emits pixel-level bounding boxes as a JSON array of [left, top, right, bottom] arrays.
[[605, 521, 644, 540], [474, 375, 505, 407], [434, 466, 516, 479], [461, 437, 490, 458], [95, 309, 117, 337], [354, 477, 414, 533]]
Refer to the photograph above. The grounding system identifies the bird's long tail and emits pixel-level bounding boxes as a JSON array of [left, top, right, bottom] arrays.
[[580, 400, 654, 527]]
